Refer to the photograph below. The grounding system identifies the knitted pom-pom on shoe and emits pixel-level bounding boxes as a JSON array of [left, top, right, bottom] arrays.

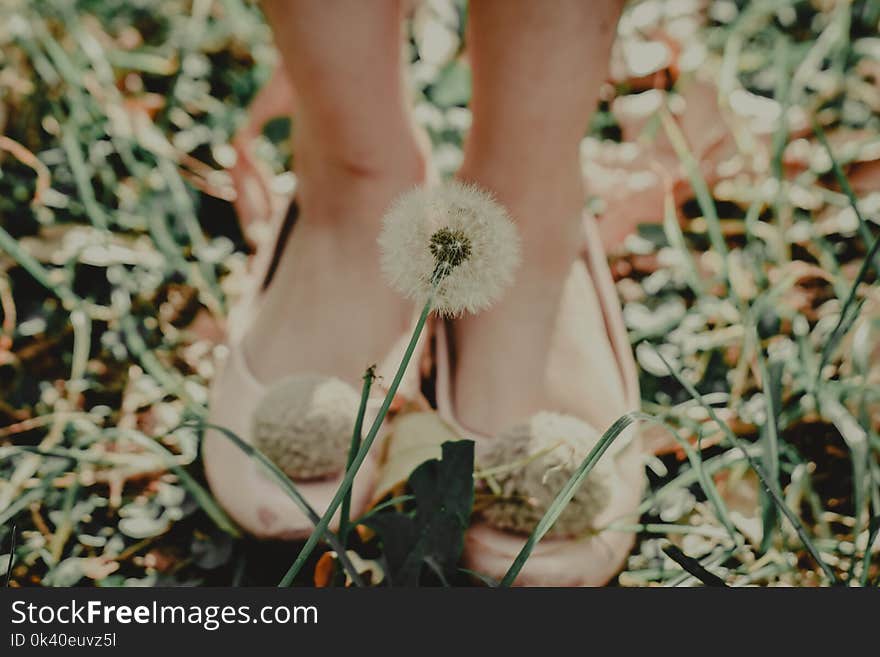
[[479, 412, 613, 539], [252, 374, 361, 481]]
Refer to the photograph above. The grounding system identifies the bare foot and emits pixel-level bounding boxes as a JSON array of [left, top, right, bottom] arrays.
[[451, 168, 629, 436], [241, 147, 427, 387]]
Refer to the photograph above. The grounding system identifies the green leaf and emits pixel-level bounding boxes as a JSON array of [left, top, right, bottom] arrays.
[[369, 515, 421, 584], [364, 440, 474, 586]]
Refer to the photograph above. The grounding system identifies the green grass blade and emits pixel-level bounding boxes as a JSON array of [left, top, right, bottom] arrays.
[[353, 495, 415, 524], [659, 107, 729, 280], [860, 516, 880, 587], [818, 394, 870, 583], [198, 422, 364, 587], [0, 225, 81, 309], [119, 312, 204, 415], [4, 523, 16, 587], [459, 568, 499, 587], [121, 430, 241, 539], [812, 121, 875, 249], [813, 120, 880, 381], [662, 189, 705, 296], [643, 418, 739, 545], [638, 446, 755, 516], [756, 350, 783, 552], [0, 465, 70, 527], [500, 411, 641, 587], [662, 543, 728, 587]]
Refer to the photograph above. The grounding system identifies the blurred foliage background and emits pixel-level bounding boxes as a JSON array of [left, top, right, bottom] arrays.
[[0, 0, 878, 586]]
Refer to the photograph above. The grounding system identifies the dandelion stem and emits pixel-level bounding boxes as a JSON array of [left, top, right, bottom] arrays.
[[279, 296, 434, 587]]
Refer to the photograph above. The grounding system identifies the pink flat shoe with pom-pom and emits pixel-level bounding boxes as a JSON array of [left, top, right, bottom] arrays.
[[204, 202, 427, 540], [435, 212, 646, 586]]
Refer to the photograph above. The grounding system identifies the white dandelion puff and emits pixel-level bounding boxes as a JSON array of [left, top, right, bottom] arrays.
[[251, 374, 360, 480], [378, 180, 521, 316], [479, 413, 613, 538]]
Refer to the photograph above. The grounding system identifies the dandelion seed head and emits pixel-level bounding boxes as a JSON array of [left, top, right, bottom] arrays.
[[429, 227, 472, 279], [379, 181, 521, 316], [251, 374, 359, 480], [479, 412, 612, 538]]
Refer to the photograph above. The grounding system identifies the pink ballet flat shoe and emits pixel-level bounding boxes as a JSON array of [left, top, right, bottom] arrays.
[[204, 201, 427, 540], [435, 212, 646, 586]]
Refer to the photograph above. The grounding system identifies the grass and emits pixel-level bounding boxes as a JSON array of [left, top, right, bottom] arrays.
[[0, 0, 878, 587]]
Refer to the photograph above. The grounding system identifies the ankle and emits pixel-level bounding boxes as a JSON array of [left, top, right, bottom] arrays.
[[295, 128, 428, 187], [457, 141, 582, 191]]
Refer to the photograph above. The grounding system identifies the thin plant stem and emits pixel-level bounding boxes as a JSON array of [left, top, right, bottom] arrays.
[[814, 234, 880, 379], [279, 296, 433, 587], [339, 367, 375, 543]]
